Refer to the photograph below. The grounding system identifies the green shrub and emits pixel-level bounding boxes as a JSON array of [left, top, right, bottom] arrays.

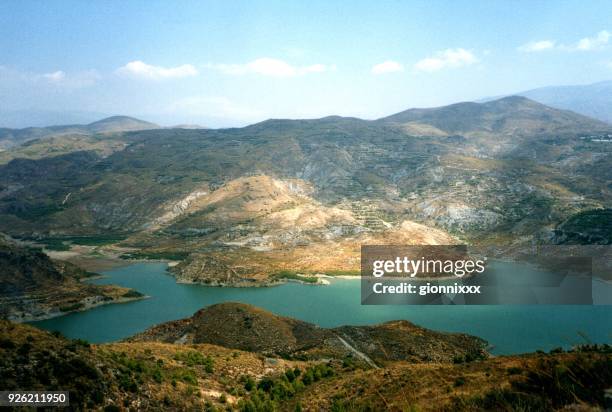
[[173, 350, 214, 372], [59, 302, 85, 312], [72, 338, 90, 348], [243, 375, 255, 391], [454, 377, 466, 387], [122, 290, 144, 298]]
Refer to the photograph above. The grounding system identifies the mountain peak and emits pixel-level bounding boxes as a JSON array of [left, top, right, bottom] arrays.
[[379, 96, 608, 136], [489, 95, 532, 104], [89, 115, 141, 124], [87, 116, 159, 133]]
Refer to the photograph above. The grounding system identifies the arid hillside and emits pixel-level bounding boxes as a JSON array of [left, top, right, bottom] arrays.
[[129, 303, 487, 365], [1, 313, 610, 411], [0, 97, 610, 285], [0, 238, 143, 321]]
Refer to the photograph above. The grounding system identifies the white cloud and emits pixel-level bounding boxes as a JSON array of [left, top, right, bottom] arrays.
[[117, 60, 198, 79], [43, 70, 66, 82], [371, 60, 404, 75], [518, 30, 610, 53], [517, 40, 556, 52], [207, 58, 333, 77], [573, 30, 610, 51], [414, 48, 478, 72], [0, 67, 99, 89]]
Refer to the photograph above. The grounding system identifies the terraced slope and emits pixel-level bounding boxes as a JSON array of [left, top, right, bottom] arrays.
[[0, 97, 609, 285]]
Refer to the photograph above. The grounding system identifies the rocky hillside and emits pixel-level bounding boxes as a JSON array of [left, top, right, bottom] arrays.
[[0, 97, 609, 284], [0, 319, 307, 410], [164, 175, 455, 285], [295, 348, 612, 412], [0, 133, 129, 164], [1, 317, 610, 411], [130, 303, 332, 357], [129, 303, 488, 365], [0, 238, 143, 321]]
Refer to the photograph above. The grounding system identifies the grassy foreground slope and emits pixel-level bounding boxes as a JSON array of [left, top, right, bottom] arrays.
[[1, 310, 610, 411]]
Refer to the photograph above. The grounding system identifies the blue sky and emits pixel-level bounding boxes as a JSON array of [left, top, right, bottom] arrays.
[[1, 0, 612, 127]]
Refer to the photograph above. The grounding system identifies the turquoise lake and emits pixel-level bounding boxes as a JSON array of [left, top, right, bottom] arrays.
[[32, 262, 612, 355]]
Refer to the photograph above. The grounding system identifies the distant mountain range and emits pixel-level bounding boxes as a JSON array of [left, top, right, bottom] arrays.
[[483, 80, 612, 124], [380, 95, 608, 136], [0, 109, 109, 129], [0, 96, 609, 285], [0, 116, 159, 149]]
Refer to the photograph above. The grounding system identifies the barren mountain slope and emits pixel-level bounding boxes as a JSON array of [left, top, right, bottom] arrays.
[[0, 97, 609, 284]]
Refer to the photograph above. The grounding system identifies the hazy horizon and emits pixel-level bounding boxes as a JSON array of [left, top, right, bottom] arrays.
[[2, 1, 612, 128], [1, 79, 611, 129]]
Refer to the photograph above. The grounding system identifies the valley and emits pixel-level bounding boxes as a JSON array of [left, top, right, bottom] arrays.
[[4, 3, 612, 410], [1, 96, 611, 411], [0, 97, 610, 287]]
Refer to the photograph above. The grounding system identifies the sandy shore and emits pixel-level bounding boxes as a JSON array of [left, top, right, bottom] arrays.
[[315, 274, 361, 280], [45, 245, 137, 272]]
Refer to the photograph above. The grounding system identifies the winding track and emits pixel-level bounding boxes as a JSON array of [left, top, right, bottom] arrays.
[[335, 334, 379, 369]]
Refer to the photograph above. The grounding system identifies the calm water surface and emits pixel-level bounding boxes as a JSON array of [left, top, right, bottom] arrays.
[[32, 262, 612, 354]]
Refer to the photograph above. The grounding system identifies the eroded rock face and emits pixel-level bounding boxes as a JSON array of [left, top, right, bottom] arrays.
[[0, 98, 608, 282], [167, 199, 459, 287]]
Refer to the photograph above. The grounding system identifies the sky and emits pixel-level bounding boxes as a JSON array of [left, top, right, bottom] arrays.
[[1, 0, 612, 127]]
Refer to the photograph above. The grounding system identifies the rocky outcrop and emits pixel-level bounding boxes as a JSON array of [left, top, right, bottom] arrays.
[[0, 239, 144, 321]]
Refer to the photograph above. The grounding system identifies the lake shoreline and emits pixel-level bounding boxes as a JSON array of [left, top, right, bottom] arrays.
[[45, 244, 484, 288], [29, 261, 612, 354], [18, 294, 149, 323]]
